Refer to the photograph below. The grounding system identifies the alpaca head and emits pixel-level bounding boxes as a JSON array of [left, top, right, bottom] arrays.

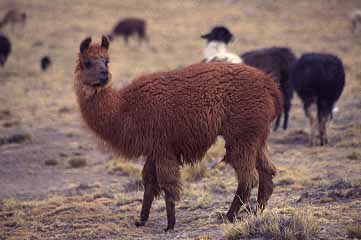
[[77, 36, 111, 88]]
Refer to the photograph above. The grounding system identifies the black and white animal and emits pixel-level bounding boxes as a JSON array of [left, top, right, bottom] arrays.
[[0, 34, 11, 67], [241, 47, 297, 131], [0, 9, 26, 29], [40, 56, 51, 71], [291, 53, 345, 146], [108, 17, 148, 44], [201, 26, 243, 63]]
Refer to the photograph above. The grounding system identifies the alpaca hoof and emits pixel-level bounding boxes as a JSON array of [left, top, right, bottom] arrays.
[[226, 212, 236, 223], [164, 226, 174, 232], [135, 220, 146, 227]]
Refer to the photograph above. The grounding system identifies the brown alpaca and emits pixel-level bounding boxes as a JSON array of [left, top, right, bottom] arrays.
[[108, 17, 148, 44], [75, 36, 281, 231]]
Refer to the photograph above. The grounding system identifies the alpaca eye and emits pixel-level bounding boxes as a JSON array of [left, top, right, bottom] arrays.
[[84, 60, 92, 69]]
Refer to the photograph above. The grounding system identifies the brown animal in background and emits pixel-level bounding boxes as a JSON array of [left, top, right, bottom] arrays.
[[108, 17, 148, 44], [0, 9, 26, 29], [75, 36, 281, 230]]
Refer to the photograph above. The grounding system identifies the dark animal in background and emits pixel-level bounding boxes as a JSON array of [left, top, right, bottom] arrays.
[[0, 34, 11, 67], [201, 26, 243, 63], [40, 56, 51, 71], [0, 9, 26, 29], [108, 17, 148, 44], [350, 10, 361, 34], [291, 53, 345, 146], [75, 36, 281, 230], [241, 47, 297, 131]]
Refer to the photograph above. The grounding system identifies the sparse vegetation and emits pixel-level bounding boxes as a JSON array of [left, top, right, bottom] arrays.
[[107, 159, 141, 179], [347, 225, 361, 239], [347, 151, 361, 160], [0, 0, 360, 239], [222, 208, 320, 240], [181, 158, 208, 182]]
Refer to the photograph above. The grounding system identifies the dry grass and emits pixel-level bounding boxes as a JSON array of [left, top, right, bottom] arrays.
[[346, 225, 361, 239], [1, 0, 361, 239], [181, 158, 208, 182], [181, 136, 225, 182], [222, 208, 320, 240], [107, 159, 141, 179]]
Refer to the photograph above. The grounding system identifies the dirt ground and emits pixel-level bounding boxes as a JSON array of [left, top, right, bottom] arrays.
[[0, 0, 360, 239]]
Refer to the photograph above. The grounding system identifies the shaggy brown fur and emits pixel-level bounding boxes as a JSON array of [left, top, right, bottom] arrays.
[[75, 36, 281, 230]]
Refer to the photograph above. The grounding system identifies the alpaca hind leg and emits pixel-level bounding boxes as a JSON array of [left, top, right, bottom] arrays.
[[318, 114, 329, 146], [256, 144, 276, 212], [226, 143, 256, 222], [135, 159, 160, 227], [283, 100, 291, 130], [156, 157, 181, 231], [305, 103, 317, 146]]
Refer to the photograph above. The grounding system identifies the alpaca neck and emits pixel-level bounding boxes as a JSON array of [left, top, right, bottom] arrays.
[[75, 81, 126, 147], [203, 41, 228, 59]]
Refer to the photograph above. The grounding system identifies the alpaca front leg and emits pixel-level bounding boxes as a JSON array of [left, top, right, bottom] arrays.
[[135, 184, 156, 227], [135, 159, 160, 227], [156, 158, 181, 231], [164, 189, 176, 231]]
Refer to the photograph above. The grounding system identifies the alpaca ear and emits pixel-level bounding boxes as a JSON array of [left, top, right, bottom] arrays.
[[80, 37, 92, 54], [101, 35, 109, 50]]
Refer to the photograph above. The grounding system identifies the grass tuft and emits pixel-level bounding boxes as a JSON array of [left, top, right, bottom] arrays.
[[347, 151, 361, 160], [68, 157, 87, 168], [107, 159, 141, 179], [222, 208, 320, 240], [181, 159, 208, 182], [346, 225, 361, 239]]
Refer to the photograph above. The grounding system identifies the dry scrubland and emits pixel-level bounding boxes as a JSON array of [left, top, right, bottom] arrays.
[[0, 0, 361, 239]]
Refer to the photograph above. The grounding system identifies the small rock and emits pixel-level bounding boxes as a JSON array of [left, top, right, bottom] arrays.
[[0, 133, 31, 145], [44, 159, 58, 166], [296, 192, 309, 203], [68, 157, 87, 168], [93, 192, 114, 199], [2, 121, 20, 128], [58, 107, 72, 114]]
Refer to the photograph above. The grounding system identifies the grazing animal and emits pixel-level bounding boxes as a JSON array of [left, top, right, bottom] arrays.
[[40, 56, 51, 71], [291, 53, 345, 146], [201, 26, 243, 63], [241, 47, 297, 131], [350, 10, 361, 34], [75, 36, 281, 230], [108, 17, 148, 44], [0, 9, 26, 29], [0, 34, 11, 67]]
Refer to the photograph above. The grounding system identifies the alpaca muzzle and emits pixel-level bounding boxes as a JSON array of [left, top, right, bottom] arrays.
[[96, 74, 109, 86]]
